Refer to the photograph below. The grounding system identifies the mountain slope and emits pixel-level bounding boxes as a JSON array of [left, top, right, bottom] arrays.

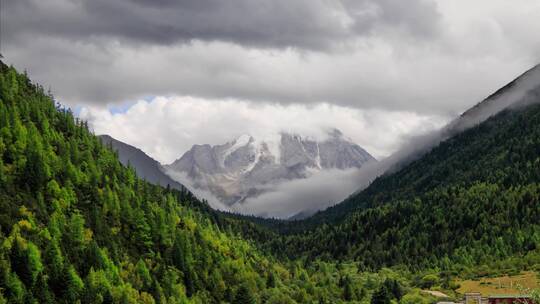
[[165, 130, 375, 206], [0, 61, 399, 303], [98, 134, 186, 191], [307, 63, 540, 224], [260, 64, 540, 269], [3, 58, 540, 303]]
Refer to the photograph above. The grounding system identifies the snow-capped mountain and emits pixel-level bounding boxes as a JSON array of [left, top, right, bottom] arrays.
[[164, 129, 376, 206]]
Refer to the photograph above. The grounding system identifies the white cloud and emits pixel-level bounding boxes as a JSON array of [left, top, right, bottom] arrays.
[[163, 169, 230, 212], [79, 96, 447, 218], [79, 96, 447, 164], [232, 166, 378, 218]]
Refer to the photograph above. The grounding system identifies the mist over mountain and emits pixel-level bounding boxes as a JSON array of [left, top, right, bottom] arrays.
[[163, 129, 375, 211], [4, 0, 540, 301], [388, 64, 540, 172], [94, 64, 540, 220], [3, 49, 540, 304], [318, 63, 540, 208], [304, 62, 540, 225]]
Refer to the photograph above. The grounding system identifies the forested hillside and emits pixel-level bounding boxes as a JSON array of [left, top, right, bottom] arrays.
[[0, 62, 427, 303], [2, 59, 540, 303], [261, 76, 540, 270], [310, 64, 540, 224]]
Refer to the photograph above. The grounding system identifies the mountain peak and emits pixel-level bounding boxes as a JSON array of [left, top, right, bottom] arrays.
[[165, 131, 376, 208], [230, 134, 254, 146], [327, 128, 343, 138]]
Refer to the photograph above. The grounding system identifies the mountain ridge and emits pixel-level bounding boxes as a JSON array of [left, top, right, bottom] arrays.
[[3, 57, 540, 303], [248, 63, 540, 271], [304, 62, 540, 224], [1, 60, 389, 303], [164, 129, 376, 207], [98, 134, 186, 192]]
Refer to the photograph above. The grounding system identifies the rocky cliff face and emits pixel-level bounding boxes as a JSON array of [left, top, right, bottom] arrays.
[[164, 129, 376, 206]]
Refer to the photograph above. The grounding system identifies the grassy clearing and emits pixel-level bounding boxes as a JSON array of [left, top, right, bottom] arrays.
[[456, 271, 540, 296]]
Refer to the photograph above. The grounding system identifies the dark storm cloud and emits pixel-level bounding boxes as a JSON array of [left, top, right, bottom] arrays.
[[1, 0, 539, 116], [3, 0, 441, 50]]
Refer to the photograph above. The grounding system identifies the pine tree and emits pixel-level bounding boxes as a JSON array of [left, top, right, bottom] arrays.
[[234, 285, 256, 304], [22, 126, 50, 192], [10, 237, 43, 287], [371, 284, 391, 304], [65, 265, 84, 302]]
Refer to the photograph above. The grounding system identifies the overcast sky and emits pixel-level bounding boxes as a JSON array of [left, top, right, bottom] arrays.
[[2, 0, 540, 162]]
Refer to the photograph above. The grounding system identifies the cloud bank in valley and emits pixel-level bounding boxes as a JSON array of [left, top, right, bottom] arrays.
[[233, 166, 381, 219], [163, 164, 384, 219]]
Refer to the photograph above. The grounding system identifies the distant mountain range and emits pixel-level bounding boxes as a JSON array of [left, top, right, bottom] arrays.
[[3, 54, 540, 304], [164, 129, 376, 206], [100, 129, 375, 209], [96, 63, 540, 220]]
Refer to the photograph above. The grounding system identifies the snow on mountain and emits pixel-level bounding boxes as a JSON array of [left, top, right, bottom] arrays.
[[163, 129, 376, 206]]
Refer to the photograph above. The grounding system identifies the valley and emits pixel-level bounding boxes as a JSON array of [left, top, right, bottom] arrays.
[[0, 61, 540, 303], [3, 0, 540, 302], [103, 130, 376, 218]]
